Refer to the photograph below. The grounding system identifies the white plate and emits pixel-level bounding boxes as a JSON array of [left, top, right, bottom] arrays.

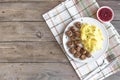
[[63, 17, 109, 63]]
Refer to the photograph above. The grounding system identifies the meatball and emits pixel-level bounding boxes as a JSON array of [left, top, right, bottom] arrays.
[[76, 46, 81, 52], [85, 52, 91, 58], [80, 47, 85, 53], [70, 26, 76, 32], [70, 36, 75, 41], [74, 31, 80, 38], [80, 55, 86, 60], [66, 30, 73, 37], [67, 41, 74, 47], [74, 40, 81, 45], [74, 22, 81, 28], [74, 52, 81, 58], [82, 50, 87, 55], [69, 47, 76, 54]]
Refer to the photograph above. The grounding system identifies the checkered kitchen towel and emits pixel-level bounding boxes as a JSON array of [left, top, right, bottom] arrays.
[[43, 0, 120, 80]]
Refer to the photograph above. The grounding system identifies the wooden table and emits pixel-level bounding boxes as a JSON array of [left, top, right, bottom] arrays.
[[0, 0, 119, 80]]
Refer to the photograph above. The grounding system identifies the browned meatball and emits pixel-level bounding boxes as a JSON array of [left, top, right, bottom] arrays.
[[70, 26, 76, 32], [69, 47, 76, 54], [66, 30, 73, 37], [74, 52, 81, 58], [67, 41, 74, 47], [74, 22, 81, 28], [80, 47, 85, 53], [70, 36, 75, 41], [74, 31, 80, 38], [82, 50, 87, 54], [76, 46, 81, 52], [85, 52, 91, 58], [80, 55, 86, 60], [74, 40, 81, 45]]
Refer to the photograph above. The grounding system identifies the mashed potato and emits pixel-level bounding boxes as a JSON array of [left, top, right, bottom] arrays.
[[80, 23, 104, 53]]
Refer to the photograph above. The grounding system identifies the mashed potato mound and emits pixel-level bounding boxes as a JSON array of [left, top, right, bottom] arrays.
[[80, 23, 104, 52]]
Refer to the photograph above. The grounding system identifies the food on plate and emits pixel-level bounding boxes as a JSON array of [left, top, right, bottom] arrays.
[[76, 46, 81, 52], [82, 50, 87, 55], [74, 22, 81, 28], [80, 54, 86, 60], [67, 41, 74, 47], [74, 52, 81, 58], [65, 21, 104, 60], [80, 23, 104, 52], [74, 31, 80, 38], [74, 40, 81, 45], [69, 47, 76, 54], [70, 36, 75, 41], [85, 51, 91, 58], [70, 26, 76, 32], [66, 30, 73, 37]]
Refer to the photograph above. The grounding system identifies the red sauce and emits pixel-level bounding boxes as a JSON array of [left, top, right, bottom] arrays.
[[98, 8, 113, 22]]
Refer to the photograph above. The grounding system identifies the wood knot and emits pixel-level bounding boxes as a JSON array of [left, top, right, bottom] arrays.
[[36, 31, 42, 38], [2, 11, 5, 13], [58, 1, 62, 3], [50, 52, 53, 54]]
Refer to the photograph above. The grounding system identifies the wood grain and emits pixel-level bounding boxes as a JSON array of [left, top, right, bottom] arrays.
[[0, 21, 119, 41], [0, 42, 68, 62], [0, 0, 119, 2], [0, 2, 61, 21], [0, 0, 118, 80], [112, 21, 120, 32], [0, 0, 64, 2], [0, 1, 118, 21], [0, 22, 55, 41], [0, 63, 79, 80], [98, 1, 120, 9]]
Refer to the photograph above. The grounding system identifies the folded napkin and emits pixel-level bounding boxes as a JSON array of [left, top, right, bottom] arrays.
[[43, 0, 120, 80]]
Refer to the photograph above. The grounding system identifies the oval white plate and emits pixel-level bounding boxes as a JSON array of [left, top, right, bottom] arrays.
[[63, 17, 109, 63]]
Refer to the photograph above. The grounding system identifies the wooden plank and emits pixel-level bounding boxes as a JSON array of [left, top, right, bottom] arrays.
[[98, 0, 120, 9], [0, 1, 118, 21], [0, 63, 79, 80], [0, 22, 55, 41], [0, 53, 118, 80], [0, 0, 119, 2], [0, 21, 119, 41], [0, 0, 64, 2], [0, 42, 68, 62], [0, 2, 61, 21], [112, 21, 120, 32], [0, 45, 118, 80], [105, 71, 120, 80]]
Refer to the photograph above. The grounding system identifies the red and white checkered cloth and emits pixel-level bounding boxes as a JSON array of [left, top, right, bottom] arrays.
[[43, 0, 120, 80]]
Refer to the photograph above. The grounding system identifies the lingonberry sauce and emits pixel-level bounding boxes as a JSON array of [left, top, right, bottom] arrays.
[[98, 8, 113, 22]]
